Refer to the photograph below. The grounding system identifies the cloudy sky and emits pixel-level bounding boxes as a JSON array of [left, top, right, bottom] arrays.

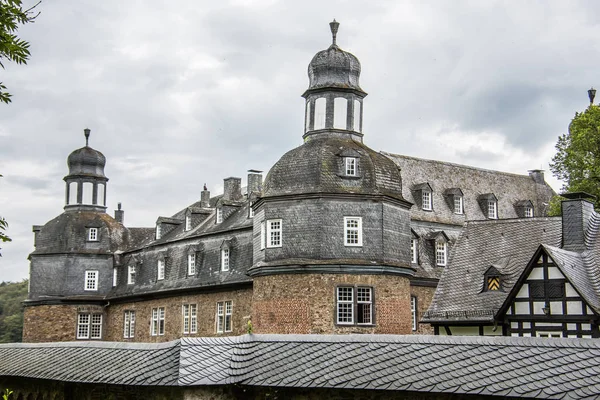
[[1, 0, 598, 282]]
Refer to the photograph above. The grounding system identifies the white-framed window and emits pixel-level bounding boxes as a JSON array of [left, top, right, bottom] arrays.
[[266, 219, 282, 248], [183, 304, 197, 334], [249, 202, 254, 218], [411, 239, 418, 264], [333, 97, 348, 129], [336, 286, 373, 325], [68, 181, 78, 204], [344, 217, 362, 247], [216, 208, 223, 224], [488, 201, 498, 219], [411, 296, 417, 331], [221, 248, 230, 271], [314, 97, 326, 130], [156, 224, 162, 240], [84, 270, 98, 291], [77, 313, 102, 340], [525, 207, 533, 218], [188, 253, 196, 275], [157, 259, 165, 280], [151, 307, 165, 336], [97, 183, 105, 206], [260, 221, 266, 250], [123, 310, 135, 339], [185, 215, 192, 231], [82, 182, 93, 204], [436, 241, 447, 266], [454, 196, 463, 214], [113, 267, 118, 287], [353, 100, 361, 132], [422, 190, 432, 211], [345, 157, 357, 176], [88, 227, 98, 241], [127, 265, 136, 285], [216, 301, 233, 333]]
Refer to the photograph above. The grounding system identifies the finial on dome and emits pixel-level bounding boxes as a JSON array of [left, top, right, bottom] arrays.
[[84, 128, 91, 147], [329, 19, 339, 46]]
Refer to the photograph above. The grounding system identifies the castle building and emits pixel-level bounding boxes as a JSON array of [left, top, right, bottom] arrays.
[[23, 21, 555, 343]]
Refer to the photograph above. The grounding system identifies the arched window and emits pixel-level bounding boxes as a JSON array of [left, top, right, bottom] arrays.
[[314, 97, 326, 130], [82, 182, 93, 204], [353, 100, 361, 132], [68, 182, 78, 204], [97, 183, 105, 206], [333, 97, 348, 129]]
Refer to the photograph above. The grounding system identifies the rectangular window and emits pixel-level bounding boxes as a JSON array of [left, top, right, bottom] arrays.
[[185, 215, 192, 231], [157, 259, 165, 280], [88, 227, 98, 241], [123, 310, 135, 339], [216, 301, 233, 333], [151, 307, 165, 336], [84, 270, 98, 291], [411, 296, 417, 331], [156, 224, 161, 240], [267, 219, 282, 248], [345, 157, 357, 176], [216, 208, 223, 223], [411, 239, 418, 264], [525, 207, 533, 218], [77, 313, 102, 339], [113, 267, 118, 287], [488, 201, 497, 219], [260, 221, 266, 250], [128, 265, 136, 285], [344, 217, 362, 246], [221, 248, 230, 271], [336, 287, 373, 325], [436, 242, 447, 266], [422, 190, 432, 211], [454, 196, 463, 214], [183, 304, 197, 334], [188, 254, 196, 275], [249, 202, 254, 218]]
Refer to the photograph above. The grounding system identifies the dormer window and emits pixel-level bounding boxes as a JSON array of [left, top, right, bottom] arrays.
[[411, 238, 418, 264], [88, 227, 98, 241], [156, 224, 162, 240], [157, 259, 165, 280], [345, 157, 357, 176], [525, 207, 533, 217], [488, 201, 497, 219], [422, 190, 432, 211], [436, 241, 447, 266], [185, 215, 191, 231], [454, 196, 463, 214], [515, 200, 534, 218], [483, 266, 502, 292], [221, 248, 230, 271], [188, 253, 196, 275], [216, 208, 223, 224], [479, 193, 498, 219], [414, 183, 433, 211], [249, 202, 254, 218], [127, 265, 136, 285]]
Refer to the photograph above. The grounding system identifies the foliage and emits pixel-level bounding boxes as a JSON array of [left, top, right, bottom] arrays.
[[547, 195, 566, 216], [0, 280, 28, 343], [550, 105, 600, 209], [0, 0, 40, 103], [2, 388, 12, 400]]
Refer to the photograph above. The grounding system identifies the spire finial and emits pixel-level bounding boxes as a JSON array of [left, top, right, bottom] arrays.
[[329, 19, 339, 46], [84, 128, 91, 147]]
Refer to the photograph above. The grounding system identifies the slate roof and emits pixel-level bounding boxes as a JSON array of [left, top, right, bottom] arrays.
[[423, 217, 563, 322], [5, 334, 600, 398], [0, 340, 180, 386], [383, 153, 556, 225]]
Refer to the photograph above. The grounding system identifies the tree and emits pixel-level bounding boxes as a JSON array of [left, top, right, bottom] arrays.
[[0, 0, 40, 104], [550, 104, 600, 209], [0, 176, 10, 256]]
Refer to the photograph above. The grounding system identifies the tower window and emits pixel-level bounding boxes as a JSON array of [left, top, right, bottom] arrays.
[[344, 217, 362, 246], [353, 100, 361, 132], [314, 97, 326, 130], [305, 100, 311, 133], [436, 241, 447, 266], [82, 182, 93, 204], [345, 157, 357, 176], [68, 181, 78, 205], [422, 190, 432, 211], [113, 267, 118, 287], [266, 219, 282, 248], [84, 270, 98, 291], [249, 202, 254, 218], [333, 97, 348, 129], [97, 183, 105, 206], [260, 221, 266, 250], [336, 286, 373, 325], [88, 227, 98, 241]]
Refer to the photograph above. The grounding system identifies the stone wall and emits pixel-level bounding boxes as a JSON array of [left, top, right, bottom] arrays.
[[23, 304, 80, 343], [252, 274, 412, 334], [410, 284, 436, 335]]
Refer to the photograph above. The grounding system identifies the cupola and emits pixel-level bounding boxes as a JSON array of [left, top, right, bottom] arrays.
[[63, 128, 109, 212], [303, 20, 367, 142]]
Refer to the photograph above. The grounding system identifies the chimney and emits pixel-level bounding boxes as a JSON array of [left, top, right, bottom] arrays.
[[114, 202, 124, 224], [247, 169, 263, 194], [201, 183, 210, 208], [561, 192, 596, 252], [223, 177, 242, 201], [32, 225, 42, 247], [528, 169, 545, 184]]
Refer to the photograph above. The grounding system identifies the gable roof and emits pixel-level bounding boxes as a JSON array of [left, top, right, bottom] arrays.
[[423, 217, 562, 323]]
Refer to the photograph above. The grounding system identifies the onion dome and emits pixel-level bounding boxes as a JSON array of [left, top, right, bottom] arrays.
[[305, 20, 365, 96], [67, 128, 107, 178]]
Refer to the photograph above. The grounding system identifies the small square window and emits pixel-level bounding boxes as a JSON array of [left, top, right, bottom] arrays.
[[221, 248, 230, 271], [345, 157, 357, 176], [344, 217, 362, 246], [422, 190, 432, 211], [454, 196, 463, 214], [487, 276, 501, 291], [88, 228, 98, 241], [266, 219, 282, 248], [157, 260, 165, 280], [84, 270, 98, 291], [336, 286, 373, 325], [436, 241, 447, 266]]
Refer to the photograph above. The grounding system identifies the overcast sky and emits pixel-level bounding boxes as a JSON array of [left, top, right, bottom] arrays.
[[1, 0, 598, 282]]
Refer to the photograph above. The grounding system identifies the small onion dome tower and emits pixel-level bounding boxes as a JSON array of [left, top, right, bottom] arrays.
[[303, 19, 367, 142], [63, 128, 108, 212]]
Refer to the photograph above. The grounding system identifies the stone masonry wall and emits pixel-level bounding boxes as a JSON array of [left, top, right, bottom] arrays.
[[105, 287, 253, 342], [410, 285, 436, 335], [252, 274, 412, 334], [23, 304, 80, 343]]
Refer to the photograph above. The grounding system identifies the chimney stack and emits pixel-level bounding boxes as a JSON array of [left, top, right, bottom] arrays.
[[114, 202, 124, 224], [247, 170, 263, 194], [223, 177, 242, 201], [528, 169, 545, 184], [201, 184, 210, 208], [561, 192, 596, 252]]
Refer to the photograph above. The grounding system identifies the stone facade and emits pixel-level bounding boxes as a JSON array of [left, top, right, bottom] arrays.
[[23, 305, 81, 343], [410, 285, 436, 335], [252, 274, 412, 334]]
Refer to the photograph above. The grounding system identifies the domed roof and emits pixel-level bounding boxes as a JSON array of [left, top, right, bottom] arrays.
[[305, 20, 364, 94], [66, 128, 107, 178], [263, 137, 404, 200]]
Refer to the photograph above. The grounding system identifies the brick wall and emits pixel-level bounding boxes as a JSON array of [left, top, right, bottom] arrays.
[[410, 285, 436, 335], [23, 304, 79, 343], [252, 274, 412, 334]]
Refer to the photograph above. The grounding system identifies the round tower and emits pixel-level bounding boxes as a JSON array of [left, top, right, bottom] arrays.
[[250, 22, 414, 335]]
